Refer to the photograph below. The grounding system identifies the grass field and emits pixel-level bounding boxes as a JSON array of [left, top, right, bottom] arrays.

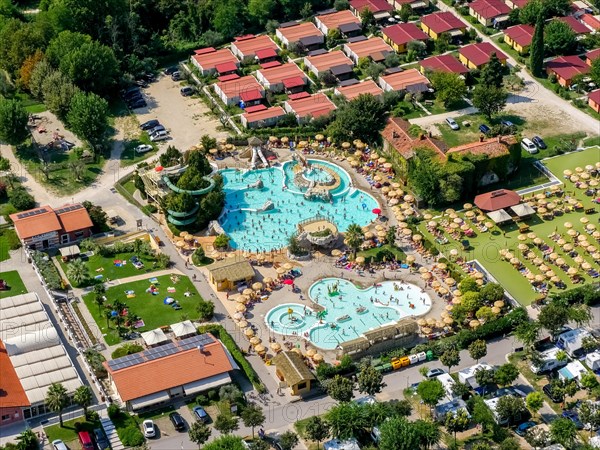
[[45, 417, 98, 450], [120, 131, 157, 167], [0, 270, 27, 298], [418, 147, 600, 306], [59, 251, 161, 285], [0, 228, 20, 262], [82, 274, 203, 345]]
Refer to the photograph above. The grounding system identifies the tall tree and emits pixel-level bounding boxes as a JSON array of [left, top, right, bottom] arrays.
[[472, 85, 507, 120], [241, 403, 265, 439], [45, 31, 92, 67], [579, 401, 600, 436], [326, 402, 367, 440], [525, 391, 544, 417], [445, 409, 470, 446], [41, 69, 79, 120], [495, 395, 527, 426], [530, 14, 545, 76], [494, 363, 519, 387], [66, 91, 109, 154], [247, 0, 275, 26], [214, 413, 239, 435], [279, 431, 300, 450], [480, 53, 504, 88], [325, 375, 355, 403], [468, 340, 487, 363], [429, 71, 467, 107], [514, 320, 540, 352], [73, 385, 93, 416], [46, 382, 69, 426], [188, 422, 211, 448], [399, 3, 412, 22], [439, 347, 461, 373], [544, 20, 577, 56], [417, 379, 445, 411], [474, 368, 496, 396], [0, 98, 28, 145], [212, 0, 246, 40], [59, 41, 119, 95], [344, 224, 364, 258], [16, 429, 38, 450], [590, 58, 600, 86], [549, 417, 577, 448], [326, 94, 387, 144], [304, 416, 330, 450], [357, 365, 386, 396]]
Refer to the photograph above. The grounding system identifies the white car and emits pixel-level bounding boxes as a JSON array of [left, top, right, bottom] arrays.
[[521, 138, 538, 154], [142, 419, 156, 438], [135, 144, 153, 154], [446, 117, 460, 130], [52, 440, 68, 450], [150, 130, 169, 142]]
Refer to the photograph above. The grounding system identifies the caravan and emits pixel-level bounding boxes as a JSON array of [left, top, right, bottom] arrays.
[[556, 328, 592, 358], [530, 347, 569, 374]]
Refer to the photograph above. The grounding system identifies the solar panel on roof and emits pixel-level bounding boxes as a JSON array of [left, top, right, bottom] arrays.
[[178, 334, 214, 351], [16, 208, 48, 219], [55, 204, 83, 215]]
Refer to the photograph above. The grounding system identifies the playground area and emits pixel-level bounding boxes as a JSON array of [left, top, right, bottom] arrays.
[[0, 271, 27, 299], [82, 274, 202, 345]]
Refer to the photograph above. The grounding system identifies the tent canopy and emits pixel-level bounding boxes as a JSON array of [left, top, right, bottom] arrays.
[[487, 209, 512, 224], [171, 320, 196, 338], [511, 203, 535, 217], [141, 328, 169, 346]]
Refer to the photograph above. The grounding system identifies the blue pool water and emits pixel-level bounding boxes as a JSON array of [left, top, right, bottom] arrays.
[[219, 160, 379, 251], [265, 278, 432, 350]]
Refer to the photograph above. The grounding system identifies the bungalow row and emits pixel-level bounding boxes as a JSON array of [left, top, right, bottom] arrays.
[[343, 36, 393, 64], [276, 21, 324, 51], [314, 9, 362, 37], [303, 50, 354, 79], [546, 49, 600, 87], [382, 23, 429, 53], [420, 12, 468, 40], [458, 42, 508, 70], [230, 34, 280, 63], [469, 0, 511, 28], [255, 62, 308, 93], [191, 48, 240, 77]]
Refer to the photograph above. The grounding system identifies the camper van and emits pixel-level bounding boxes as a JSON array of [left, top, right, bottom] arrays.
[[530, 347, 568, 374], [556, 328, 592, 358]]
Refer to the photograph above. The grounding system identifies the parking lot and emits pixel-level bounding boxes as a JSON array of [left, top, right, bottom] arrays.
[[134, 75, 228, 152]]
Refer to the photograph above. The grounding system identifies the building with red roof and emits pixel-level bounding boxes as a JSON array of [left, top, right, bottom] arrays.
[[213, 75, 265, 106], [421, 12, 468, 39], [458, 43, 508, 69], [389, 0, 431, 9], [276, 22, 324, 50], [580, 14, 600, 31], [303, 50, 354, 78], [504, 0, 530, 8], [190, 48, 240, 76], [379, 68, 430, 93], [334, 80, 384, 100], [419, 54, 469, 75], [588, 89, 600, 113], [256, 63, 308, 93], [343, 37, 393, 64], [314, 10, 362, 36], [349, 0, 393, 20], [474, 189, 521, 212], [546, 55, 590, 87], [558, 16, 591, 35], [469, 0, 511, 27], [241, 106, 287, 129], [0, 341, 30, 426], [503, 24, 534, 54], [283, 93, 336, 124], [586, 48, 600, 66], [382, 23, 429, 53], [230, 35, 280, 63]]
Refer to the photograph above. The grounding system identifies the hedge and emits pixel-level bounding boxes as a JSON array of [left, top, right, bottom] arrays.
[[31, 250, 63, 290], [315, 354, 356, 380], [198, 324, 265, 392], [549, 283, 600, 306]]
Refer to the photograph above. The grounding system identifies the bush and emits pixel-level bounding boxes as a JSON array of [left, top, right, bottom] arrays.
[[315, 355, 356, 380], [120, 425, 144, 447], [9, 187, 35, 211], [196, 394, 209, 405], [196, 299, 215, 321], [111, 343, 143, 359], [31, 250, 63, 290], [107, 404, 121, 420], [1, 228, 21, 250], [192, 247, 213, 266]]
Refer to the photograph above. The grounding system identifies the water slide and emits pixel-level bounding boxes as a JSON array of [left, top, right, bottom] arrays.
[[230, 201, 275, 214], [162, 174, 215, 195], [251, 146, 269, 168]]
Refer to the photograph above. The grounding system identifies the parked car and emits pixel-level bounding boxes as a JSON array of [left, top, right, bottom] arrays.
[[169, 412, 186, 431], [446, 117, 459, 130], [562, 410, 584, 429], [171, 71, 181, 81], [149, 125, 166, 134], [479, 124, 490, 134], [129, 99, 147, 109], [123, 89, 141, 100], [126, 92, 143, 102], [193, 406, 209, 423], [135, 144, 153, 154], [140, 119, 159, 131], [150, 130, 169, 142], [500, 119, 514, 127], [52, 440, 68, 450], [78, 432, 94, 450], [532, 136, 547, 149], [426, 368, 446, 379], [521, 138, 538, 154], [142, 420, 156, 438], [180, 86, 195, 96], [515, 421, 536, 436], [122, 86, 140, 97], [543, 383, 564, 403], [93, 428, 110, 450], [493, 387, 526, 398], [164, 66, 179, 75]]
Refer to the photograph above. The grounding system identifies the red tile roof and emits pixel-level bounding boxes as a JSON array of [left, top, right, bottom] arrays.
[[509, 0, 530, 7], [232, 35, 279, 58], [546, 55, 590, 81], [215, 75, 264, 101], [106, 336, 234, 402], [0, 341, 30, 408], [277, 22, 323, 44], [474, 189, 521, 212], [581, 14, 600, 31], [381, 117, 447, 160], [261, 61, 282, 69], [350, 0, 393, 13], [304, 50, 354, 73], [469, 0, 511, 19], [240, 89, 263, 102], [10, 204, 92, 240], [586, 48, 600, 63], [243, 106, 286, 124], [218, 74, 240, 82], [194, 47, 215, 55], [420, 55, 469, 74], [56, 204, 94, 233], [380, 68, 430, 92], [504, 24, 534, 48], [283, 76, 306, 89], [447, 136, 514, 157], [215, 61, 238, 74], [558, 16, 591, 34], [258, 63, 307, 87], [244, 104, 267, 114], [255, 48, 278, 60], [192, 48, 239, 72], [344, 37, 393, 60], [316, 10, 361, 31], [421, 12, 467, 35], [382, 23, 430, 46], [335, 80, 384, 100], [459, 42, 508, 67], [589, 89, 600, 104], [288, 92, 311, 100], [285, 93, 337, 119]]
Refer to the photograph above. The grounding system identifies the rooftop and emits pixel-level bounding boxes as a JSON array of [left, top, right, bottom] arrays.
[[0, 341, 30, 408], [273, 351, 316, 387], [344, 36, 393, 60], [192, 48, 239, 71], [504, 24, 535, 48], [315, 10, 361, 30], [232, 34, 279, 57], [474, 189, 521, 211], [105, 333, 234, 401], [257, 63, 307, 86], [10, 204, 92, 239], [546, 55, 590, 81], [277, 22, 324, 44], [589, 89, 600, 104], [558, 15, 591, 34], [459, 42, 508, 66], [285, 92, 337, 119], [349, 0, 393, 13], [382, 23, 430, 46], [215, 75, 264, 100], [304, 50, 354, 73], [421, 12, 467, 34], [243, 106, 287, 123], [586, 48, 600, 62], [379, 68, 430, 92], [447, 136, 514, 158], [581, 14, 600, 31], [469, 0, 511, 19], [207, 257, 255, 282], [335, 79, 384, 100], [420, 54, 469, 74], [380, 117, 447, 160]]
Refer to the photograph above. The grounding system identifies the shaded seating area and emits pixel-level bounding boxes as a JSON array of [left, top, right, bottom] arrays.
[[510, 203, 535, 219], [486, 209, 512, 224], [171, 320, 197, 339], [141, 328, 169, 347], [59, 244, 81, 262]]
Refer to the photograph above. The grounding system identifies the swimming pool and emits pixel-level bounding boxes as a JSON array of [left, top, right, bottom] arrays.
[[219, 159, 379, 251], [265, 278, 432, 350]]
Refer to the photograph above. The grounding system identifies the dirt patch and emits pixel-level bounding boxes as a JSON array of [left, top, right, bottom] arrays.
[[506, 103, 586, 138], [28, 111, 82, 148]]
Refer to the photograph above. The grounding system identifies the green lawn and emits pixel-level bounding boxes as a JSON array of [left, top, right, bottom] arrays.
[[59, 251, 161, 285], [82, 274, 204, 345], [14, 92, 47, 114], [418, 147, 600, 306], [437, 112, 526, 147], [583, 136, 600, 147], [120, 131, 157, 167], [359, 244, 406, 262], [45, 418, 98, 449], [0, 271, 27, 298], [0, 228, 20, 262]]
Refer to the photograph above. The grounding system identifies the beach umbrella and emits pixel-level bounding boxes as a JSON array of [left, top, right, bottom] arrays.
[[419, 266, 429, 273], [421, 327, 432, 335], [403, 228, 412, 236], [564, 222, 573, 229], [238, 320, 248, 328], [283, 263, 293, 270], [538, 207, 548, 214], [576, 167, 584, 173], [445, 208, 456, 215], [444, 317, 454, 325], [574, 256, 584, 264], [473, 272, 484, 280], [518, 234, 528, 241], [594, 253, 600, 260], [581, 217, 590, 224], [176, 240, 186, 248], [518, 243, 528, 251], [244, 327, 254, 336], [378, 230, 387, 238], [536, 193, 546, 200], [527, 233, 537, 240], [441, 310, 449, 318], [450, 249, 459, 256], [567, 229, 577, 237], [453, 217, 463, 224], [533, 237, 543, 245], [256, 254, 265, 260], [389, 198, 399, 206], [556, 257, 566, 266], [437, 263, 447, 270], [564, 243, 574, 251], [331, 249, 342, 257], [306, 348, 317, 357], [417, 318, 427, 326], [452, 297, 462, 305], [570, 176, 579, 183], [579, 182, 589, 189], [378, 157, 387, 164], [423, 213, 433, 220], [590, 180, 599, 187], [405, 194, 415, 203], [281, 137, 289, 144], [546, 270, 555, 278], [450, 222, 460, 229], [263, 277, 273, 284], [370, 153, 379, 160], [586, 224, 596, 231], [549, 253, 559, 260], [439, 287, 448, 295], [582, 262, 592, 270], [470, 320, 481, 328], [350, 160, 360, 167], [465, 211, 475, 218], [551, 276, 562, 283], [445, 277, 456, 286], [233, 312, 244, 321], [581, 173, 591, 180], [255, 345, 266, 354], [557, 238, 567, 246], [428, 221, 438, 228], [588, 245, 597, 253], [532, 257, 543, 266], [250, 337, 262, 346], [510, 257, 520, 265], [276, 267, 286, 275], [313, 354, 324, 363], [395, 213, 406, 222], [355, 256, 365, 264], [568, 198, 579, 205], [534, 274, 545, 282], [237, 295, 249, 304], [491, 306, 501, 314], [270, 342, 281, 352], [406, 255, 416, 264], [243, 288, 254, 296], [526, 272, 535, 280], [412, 234, 423, 242], [460, 224, 470, 231], [594, 232, 600, 239], [421, 272, 432, 280], [546, 202, 556, 210], [381, 186, 391, 194], [252, 282, 263, 291], [292, 348, 303, 356], [485, 221, 494, 229], [237, 304, 247, 313], [525, 252, 535, 260], [426, 317, 437, 326], [568, 267, 578, 276], [432, 280, 441, 288], [464, 203, 473, 210], [563, 169, 572, 176]]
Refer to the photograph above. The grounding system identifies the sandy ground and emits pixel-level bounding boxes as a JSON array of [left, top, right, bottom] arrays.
[[29, 110, 82, 147], [133, 76, 228, 151]]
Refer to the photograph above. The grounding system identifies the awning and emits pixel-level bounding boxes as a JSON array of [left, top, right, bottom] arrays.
[[182, 373, 232, 396], [255, 47, 277, 60], [494, 14, 510, 23], [406, 82, 429, 93], [371, 51, 387, 62], [411, 1, 427, 7], [373, 11, 391, 20], [59, 245, 80, 257], [283, 76, 306, 89], [487, 209, 512, 224], [330, 64, 353, 76], [450, 29, 464, 37], [288, 92, 310, 100], [129, 391, 171, 410], [299, 35, 323, 47], [260, 61, 282, 69], [218, 74, 240, 82], [339, 22, 361, 34], [215, 62, 238, 74], [240, 89, 263, 102], [244, 104, 267, 113], [510, 203, 535, 217]]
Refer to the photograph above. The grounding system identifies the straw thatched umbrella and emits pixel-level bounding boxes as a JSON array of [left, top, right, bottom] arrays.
[[485, 221, 494, 229], [270, 342, 281, 353], [276, 267, 286, 275], [237, 304, 247, 313], [331, 249, 342, 257], [586, 224, 597, 231], [243, 288, 254, 296], [444, 317, 454, 325], [460, 224, 470, 231], [402, 228, 412, 236], [244, 327, 254, 337], [413, 234, 423, 242], [432, 280, 441, 288], [355, 256, 365, 264], [546, 270, 556, 278], [237, 295, 249, 304], [556, 258, 566, 266], [510, 257, 520, 265], [518, 243, 528, 251], [406, 255, 416, 264], [549, 253, 559, 260], [452, 297, 462, 305], [563, 243, 574, 251], [255, 345, 266, 354], [419, 266, 429, 273], [505, 252, 514, 259], [517, 234, 528, 241], [252, 282, 263, 291], [534, 274, 545, 282], [567, 229, 577, 237], [445, 277, 456, 286], [574, 256, 584, 265], [292, 348, 303, 356], [306, 348, 317, 357], [283, 262, 293, 270], [491, 306, 501, 314], [539, 264, 549, 273], [470, 320, 481, 328], [582, 262, 592, 270], [313, 354, 324, 363], [250, 337, 262, 346], [263, 277, 273, 284], [533, 238, 543, 245], [370, 153, 379, 160], [378, 230, 387, 238], [526, 272, 535, 280], [421, 327, 432, 335], [568, 267, 578, 276], [564, 169, 573, 176], [450, 249, 459, 257], [398, 221, 408, 229], [233, 312, 244, 321], [417, 318, 427, 326], [439, 287, 448, 295], [421, 272, 432, 280], [581, 217, 590, 224], [557, 238, 567, 246], [533, 258, 543, 266]]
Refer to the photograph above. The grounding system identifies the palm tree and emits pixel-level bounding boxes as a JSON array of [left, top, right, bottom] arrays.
[[344, 223, 364, 258], [74, 385, 93, 416], [16, 429, 38, 450], [46, 383, 69, 427], [66, 259, 89, 286]]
